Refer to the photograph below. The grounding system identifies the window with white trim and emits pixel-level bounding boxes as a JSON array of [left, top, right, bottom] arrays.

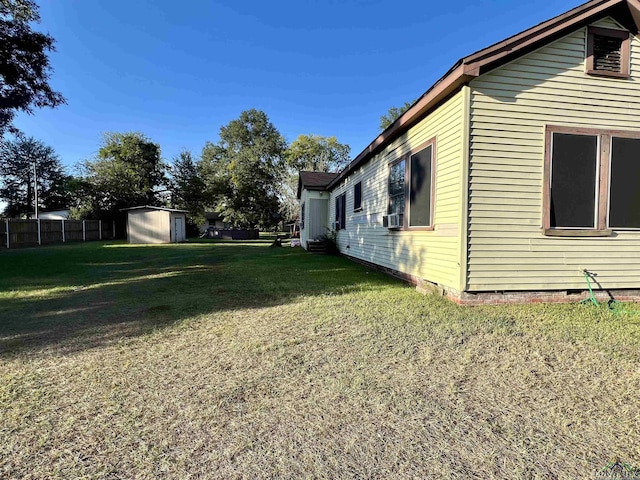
[[335, 193, 346, 230], [353, 181, 362, 211]]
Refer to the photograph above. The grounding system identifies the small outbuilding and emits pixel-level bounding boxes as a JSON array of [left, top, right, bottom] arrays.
[[204, 211, 226, 231], [38, 209, 71, 220], [122, 206, 187, 244]]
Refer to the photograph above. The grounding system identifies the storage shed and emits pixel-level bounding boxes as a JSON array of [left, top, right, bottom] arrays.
[[122, 206, 187, 244]]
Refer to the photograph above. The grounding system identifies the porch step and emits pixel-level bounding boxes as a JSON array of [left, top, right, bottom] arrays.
[[307, 240, 327, 254]]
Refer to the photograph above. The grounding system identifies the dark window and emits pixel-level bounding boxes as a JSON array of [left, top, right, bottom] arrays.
[[586, 26, 629, 77], [335, 193, 346, 230], [544, 126, 640, 234], [353, 181, 362, 211], [387, 141, 435, 228], [300, 203, 305, 230], [550, 133, 598, 228], [610, 137, 640, 228], [388, 160, 405, 217], [409, 145, 433, 227]]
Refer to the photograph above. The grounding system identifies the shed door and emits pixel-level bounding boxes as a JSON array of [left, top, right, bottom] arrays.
[[174, 216, 185, 242]]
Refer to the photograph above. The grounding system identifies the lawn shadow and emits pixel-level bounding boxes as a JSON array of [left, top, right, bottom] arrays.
[[0, 240, 399, 356]]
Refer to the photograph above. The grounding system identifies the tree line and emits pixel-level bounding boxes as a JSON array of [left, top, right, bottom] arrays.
[[0, 110, 352, 233], [0, 97, 415, 233], [0, 0, 414, 234]]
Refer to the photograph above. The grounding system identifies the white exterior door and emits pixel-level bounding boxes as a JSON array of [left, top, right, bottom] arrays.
[[173, 216, 185, 242]]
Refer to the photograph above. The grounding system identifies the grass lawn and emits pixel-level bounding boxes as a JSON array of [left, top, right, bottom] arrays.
[[1, 239, 640, 479]]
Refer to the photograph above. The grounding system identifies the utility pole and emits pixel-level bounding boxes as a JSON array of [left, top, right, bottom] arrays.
[[33, 161, 38, 219]]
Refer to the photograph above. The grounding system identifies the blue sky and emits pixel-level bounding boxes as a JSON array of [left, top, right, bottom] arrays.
[[14, 0, 583, 171]]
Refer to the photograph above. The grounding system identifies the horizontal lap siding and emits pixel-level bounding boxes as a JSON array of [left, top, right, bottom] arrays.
[[330, 91, 465, 290], [468, 17, 640, 291], [128, 210, 169, 244]]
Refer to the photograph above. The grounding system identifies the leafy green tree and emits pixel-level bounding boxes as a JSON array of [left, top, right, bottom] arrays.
[[200, 109, 287, 229], [78, 132, 166, 216], [199, 141, 229, 205], [0, 0, 66, 136], [282, 134, 351, 225], [66, 176, 97, 220], [379, 101, 415, 131], [168, 150, 207, 233], [0, 136, 68, 217], [285, 134, 350, 173], [276, 171, 298, 227]]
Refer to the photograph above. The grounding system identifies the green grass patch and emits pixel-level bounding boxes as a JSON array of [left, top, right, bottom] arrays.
[[1, 240, 639, 478]]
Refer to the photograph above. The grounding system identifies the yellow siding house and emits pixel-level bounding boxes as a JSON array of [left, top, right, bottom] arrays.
[[299, 0, 640, 304]]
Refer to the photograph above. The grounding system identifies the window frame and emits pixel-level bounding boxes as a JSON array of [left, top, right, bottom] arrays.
[[585, 26, 630, 79], [387, 157, 406, 225], [608, 136, 640, 230], [543, 125, 640, 236], [353, 181, 362, 212], [300, 202, 305, 230], [386, 137, 436, 231]]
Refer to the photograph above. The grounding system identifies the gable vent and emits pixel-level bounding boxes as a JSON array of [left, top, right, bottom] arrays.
[[593, 34, 623, 72]]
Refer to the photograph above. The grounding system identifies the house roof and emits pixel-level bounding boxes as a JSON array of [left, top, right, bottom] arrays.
[[205, 211, 221, 221], [327, 0, 640, 190], [297, 171, 339, 198], [120, 205, 188, 213]]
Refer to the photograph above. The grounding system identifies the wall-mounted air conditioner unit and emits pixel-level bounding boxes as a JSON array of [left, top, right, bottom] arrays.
[[383, 213, 402, 229]]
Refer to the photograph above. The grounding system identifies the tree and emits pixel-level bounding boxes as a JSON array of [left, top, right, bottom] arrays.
[[279, 172, 300, 226], [65, 175, 96, 219], [0, 136, 68, 217], [0, 0, 66, 136], [379, 101, 415, 131], [285, 134, 350, 173], [200, 109, 287, 229], [282, 134, 350, 226], [78, 132, 166, 216], [168, 150, 207, 233]]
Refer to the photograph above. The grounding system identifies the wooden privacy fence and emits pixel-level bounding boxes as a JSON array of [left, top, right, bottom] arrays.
[[0, 219, 117, 249]]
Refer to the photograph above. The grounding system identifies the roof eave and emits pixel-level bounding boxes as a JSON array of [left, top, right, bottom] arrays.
[[327, 0, 640, 192], [328, 63, 474, 189], [628, 0, 640, 26], [120, 205, 188, 213], [464, 0, 629, 74], [297, 184, 331, 199]]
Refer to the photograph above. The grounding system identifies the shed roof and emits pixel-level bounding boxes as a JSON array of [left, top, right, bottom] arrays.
[[327, 0, 640, 190], [120, 205, 188, 213], [297, 171, 339, 198]]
